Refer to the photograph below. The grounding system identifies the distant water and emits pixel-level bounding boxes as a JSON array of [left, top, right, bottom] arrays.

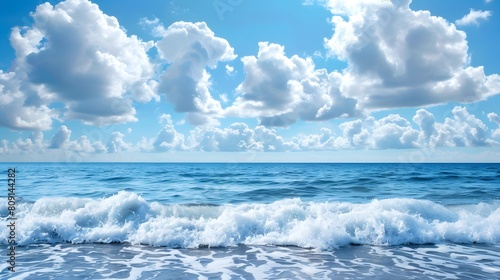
[[1, 163, 499, 279]]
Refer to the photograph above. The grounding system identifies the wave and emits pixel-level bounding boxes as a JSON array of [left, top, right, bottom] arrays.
[[1, 192, 499, 249]]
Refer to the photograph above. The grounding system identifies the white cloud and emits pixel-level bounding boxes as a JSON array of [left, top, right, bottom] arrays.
[[334, 114, 419, 149], [158, 113, 174, 125], [2, 0, 157, 129], [220, 93, 229, 103], [338, 119, 369, 148], [336, 107, 492, 149], [373, 115, 419, 149], [2, 0, 498, 134], [1, 107, 500, 156], [13, 131, 46, 151], [488, 112, 500, 125], [186, 123, 297, 152], [152, 122, 185, 152], [0, 140, 8, 154], [0, 70, 54, 130], [56, 128, 108, 154], [488, 112, 500, 138], [49, 125, 71, 148], [225, 64, 235, 75], [456, 9, 492, 26], [413, 109, 436, 141], [323, 0, 500, 110], [227, 42, 358, 127], [295, 107, 494, 150], [155, 21, 236, 125], [134, 114, 185, 152], [66, 135, 106, 153], [432, 107, 490, 147], [106, 132, 131, 153], [313, 50, 323, 58], [0, 126, 108, 155], [295, 128, 337, 150]]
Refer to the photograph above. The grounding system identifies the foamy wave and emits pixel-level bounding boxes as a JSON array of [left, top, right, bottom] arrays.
[[1, 192, 499, 249]]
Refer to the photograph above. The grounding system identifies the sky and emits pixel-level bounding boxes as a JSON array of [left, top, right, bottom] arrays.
[[1, 0, 500, 162]]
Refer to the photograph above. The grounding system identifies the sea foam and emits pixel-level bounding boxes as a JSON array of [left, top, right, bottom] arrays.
[[1, 191, 499, 249]]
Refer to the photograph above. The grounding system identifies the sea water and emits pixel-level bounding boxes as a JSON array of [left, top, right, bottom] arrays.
[[0, 163, 499, 279]]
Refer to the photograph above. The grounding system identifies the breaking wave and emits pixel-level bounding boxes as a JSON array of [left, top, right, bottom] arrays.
[[1, 191, 499, 249]]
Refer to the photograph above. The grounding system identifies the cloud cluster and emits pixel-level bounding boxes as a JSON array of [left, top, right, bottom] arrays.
[[2, 0, 157, 130], [151, 114, 185, 151], [227, 42, 358, 127], [155, 21, 236, 125], [488, 113, 500, 139], [223, 0, 499, 127], [424, 107, 491, 147], [2, 107, 499, 157], [324, 0, 500, 110], [341, 114, 419, 149], [0, 70, 54, 130], [1, 0, 499, 133], [11, 131, 46, 152], [49, 125, 71, 148], [186, 123, 297, 152], [66, 136, 107, 153]]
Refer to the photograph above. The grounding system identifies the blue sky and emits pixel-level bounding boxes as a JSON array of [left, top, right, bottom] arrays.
[[1, 0, 500, 162]]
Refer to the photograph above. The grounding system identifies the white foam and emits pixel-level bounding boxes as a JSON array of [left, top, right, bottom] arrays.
[[1, 192, 499, 249]]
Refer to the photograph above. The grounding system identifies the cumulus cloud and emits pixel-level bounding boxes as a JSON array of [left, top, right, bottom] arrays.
[[152, 114, 185, 151], [456, 9, 492, 26], [106, 132, 131, 153], [133, 114, 185, 152], [220, 93, 229, 104], [158, 113, 174, 125], [334, 114, 419, 149], [66, 135, 107, 153], [49, 125, 71, 148], [0, 140, 8, 154], [2, 0, 157, 130], [488, 112, 500, 138], [186, 122, 297, 151], [227, 42, 358, 127], [22, 125, 108, 153], [152, 125, 185, 151], [488, 112, 500, 125], [296, 107, 496, 150], [0, 70, 54, 130], [2, 107, 500, 156], [413, 109, 436, 141], [295, 128, 337, 150], [225, 64, 235, 75], [430, 107, 490, 147], [12, 131, 46, 151], [137, 117, 297, 153], [155, 21, 236, 125], [0, 125, 109, 155], [323, 0, 500, 110]]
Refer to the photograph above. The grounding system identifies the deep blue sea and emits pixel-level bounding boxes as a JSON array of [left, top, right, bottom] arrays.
[[1, 163, 500, 279]]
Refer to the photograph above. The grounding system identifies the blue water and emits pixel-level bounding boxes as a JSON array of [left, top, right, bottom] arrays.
[[1, 163, 500, 279], [10, 162, 500, 205]]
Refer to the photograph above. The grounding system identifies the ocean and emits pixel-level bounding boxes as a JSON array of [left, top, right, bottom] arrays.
[[1, 162, 499, 279]]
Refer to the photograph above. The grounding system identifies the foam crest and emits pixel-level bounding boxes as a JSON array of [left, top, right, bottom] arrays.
[[1, 192, 499, 249]]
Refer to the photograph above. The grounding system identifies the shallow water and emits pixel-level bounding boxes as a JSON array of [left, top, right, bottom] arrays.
[[3, 243, 500, 279]]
